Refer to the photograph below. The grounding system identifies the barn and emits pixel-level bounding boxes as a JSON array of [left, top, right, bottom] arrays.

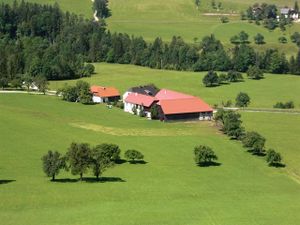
[[91, 85, 120, 103], [123, 87, 213, 121]]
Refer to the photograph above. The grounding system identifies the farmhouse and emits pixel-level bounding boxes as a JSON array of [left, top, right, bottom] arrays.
[[91, 85, 120, 103], [280, 8, 299, 19], [124, 92, 157, 117], [123, 87, 213, 121]]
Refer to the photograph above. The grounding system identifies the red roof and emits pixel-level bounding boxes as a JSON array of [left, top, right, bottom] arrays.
[[155, 89, 192, 100], [91, 85, 120, 98], [158, 97, 213, 115], [125, 93, 156, 107]]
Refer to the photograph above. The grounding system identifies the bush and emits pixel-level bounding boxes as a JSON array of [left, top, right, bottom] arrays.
[[273, 101, 294, 109], [115, 101, 124, 109], [278, 36, 287, 44], [247, 65, 264, 80], [235, 92, 250, 107], [124, 150, 144, 163], [220, 16, 229, 23], [266, 149, 283, 166]]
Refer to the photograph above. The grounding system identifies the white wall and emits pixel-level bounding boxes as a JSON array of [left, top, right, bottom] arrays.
[[92, 95, 103, 103]]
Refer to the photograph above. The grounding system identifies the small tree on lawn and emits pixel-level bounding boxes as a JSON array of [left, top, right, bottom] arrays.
[[41, 150, 66, 181], [124, 150, 144, 163], [91, 146, 113, 180], [236, 92, 250, 107], [202, 71, 219, 87], [266, 149, 283, 166], [247, 65, 264, 80], [194, 145, 218, 166], [254, 33, 265, 44], [242, 131, 266, 155], [66, 142, 92, 181], [227, 70, 243, 82]]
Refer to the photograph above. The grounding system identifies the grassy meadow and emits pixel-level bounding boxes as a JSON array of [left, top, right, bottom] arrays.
[[50, 63, 300, 109], [1, 93, 300, 225]]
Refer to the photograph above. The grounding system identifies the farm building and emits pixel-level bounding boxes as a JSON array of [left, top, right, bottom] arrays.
[[91, 85, 120, 103], [123, 87, 213, 121]]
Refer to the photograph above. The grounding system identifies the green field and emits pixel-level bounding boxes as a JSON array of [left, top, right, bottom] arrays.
[[242, 112, 300, 182], [1, 93, 300, 225], [50, 63, 300, 109]]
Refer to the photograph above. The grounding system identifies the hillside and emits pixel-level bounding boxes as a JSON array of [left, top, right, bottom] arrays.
[[2, 0, 299, 56], [1, 94, 300, 225]]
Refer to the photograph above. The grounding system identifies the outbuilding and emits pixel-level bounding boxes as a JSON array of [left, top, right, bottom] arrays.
[[91, 85, 120, 103]]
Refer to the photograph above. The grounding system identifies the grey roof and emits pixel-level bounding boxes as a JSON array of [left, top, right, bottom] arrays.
[[128, 85, 159, 96], [281, 8, 290, 14]]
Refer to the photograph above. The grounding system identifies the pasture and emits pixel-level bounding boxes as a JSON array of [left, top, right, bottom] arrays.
[[1, 94, 300, 225], [50, 63, 300, 109]]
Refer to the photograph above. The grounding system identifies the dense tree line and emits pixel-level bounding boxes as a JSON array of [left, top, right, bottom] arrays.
[[1, 1, 300, 89]]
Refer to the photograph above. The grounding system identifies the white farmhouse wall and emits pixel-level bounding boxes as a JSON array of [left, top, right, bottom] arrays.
[[92, 95, 103, 103]]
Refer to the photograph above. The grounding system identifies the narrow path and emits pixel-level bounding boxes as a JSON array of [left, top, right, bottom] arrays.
[[0, 90, 57, 96], [223, 107, 300, 115]]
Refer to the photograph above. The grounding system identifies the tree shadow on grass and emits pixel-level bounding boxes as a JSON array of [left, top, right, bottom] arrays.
[[269, 163, 286, 168], [247, 150, 266, 157], [52, 177, 126, 183], [0, 179, 16, 185], [128, 160, 148, 165], [197, 162, 222, 167], [115, 159, 127, 164]]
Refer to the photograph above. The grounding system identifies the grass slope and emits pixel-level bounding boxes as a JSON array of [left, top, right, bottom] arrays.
[[1, 94, 300, 225], [242, 112, 300, 182], [107, 0, 300, 56], [50, 63, 300, 109]]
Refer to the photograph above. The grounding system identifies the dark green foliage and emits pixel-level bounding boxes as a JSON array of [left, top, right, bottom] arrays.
[[278, 36, 287, 44], [66, 142, 92, 180], [235, 92, 250, 107], [93, 0, 111, 19], [254, 33, 265, 44], [291, 32, 300, 47], [195, 0, 200, 7], [273, 101, 294, 109], [232, 45, 256, 72], [82, 64, 95, 77], [10, 78, 22, 89], [0, 77, 9, 89], [289, 50, 300, 75], [247, 65, 264, 79], [242, 131, 266, 155], [94, 143, 121, 162], [218, 73, 228, 84], [124, 150, 144, 163], [220, 16, 229, 23], [194, 145, 218, 166], [215, 110, 244, 140], [227, 70, 243, 82], [266, 149, 283, 166], [41, 150, 66, 181], [58, 81, 92, 104], [150, 105, 159, 119], [203, 71, 219, 87], [91, 146, 113, 179]]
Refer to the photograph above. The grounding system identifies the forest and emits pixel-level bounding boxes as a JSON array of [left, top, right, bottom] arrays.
[[0, 0, 300, 87]]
